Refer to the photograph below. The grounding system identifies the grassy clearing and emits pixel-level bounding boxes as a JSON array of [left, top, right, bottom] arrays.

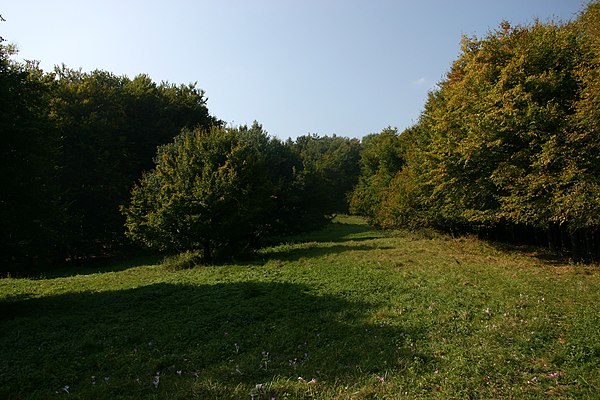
[[1, 215, 599, 399]]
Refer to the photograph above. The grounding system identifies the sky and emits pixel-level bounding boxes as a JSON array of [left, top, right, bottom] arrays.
[[1, 0, 586, 140]]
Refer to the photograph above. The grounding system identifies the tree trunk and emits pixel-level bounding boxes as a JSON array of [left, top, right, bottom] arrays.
[[571, 229, 582, 262], [203, 239, 212, 264]]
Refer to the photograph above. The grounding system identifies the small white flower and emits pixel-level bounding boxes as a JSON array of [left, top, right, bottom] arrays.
[[527, 376, 538, 384], [62, 385, 70, 394]]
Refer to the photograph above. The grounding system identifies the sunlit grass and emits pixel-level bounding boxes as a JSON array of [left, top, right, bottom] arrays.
[[1, 216, 599, 399]]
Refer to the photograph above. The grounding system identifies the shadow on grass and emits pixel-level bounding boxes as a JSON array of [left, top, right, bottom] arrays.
[[0, 281, 428, 399], [280, 221, 385, 244], [7, 219, 383, 280], [261, 243, 394, 262], [20, 253, 165, 280], [485, 240, 575, 267]]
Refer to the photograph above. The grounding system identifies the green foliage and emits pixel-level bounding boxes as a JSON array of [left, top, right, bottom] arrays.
[[420, 20, 586, 230], [557, 1, 600, 232], [290, 134, 361, 216], [0, 45, 62, 265], [50, 67, 218, 256], [123, 126, 362, 261], [350, 126, 413, 226], [0, 57, 218, 269], [123, 124, 277, 261], [354, 3, 600, 260], [2, 46, 362, 268], [161, 250, 203, 271]]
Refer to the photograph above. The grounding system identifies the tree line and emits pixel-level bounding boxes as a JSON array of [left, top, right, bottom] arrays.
[[122, 126, 360, 262], [350, 2, 600, 261], [1, 51, 219, 266], [2, 1, 598, 269], [1, 38, 360, 268]]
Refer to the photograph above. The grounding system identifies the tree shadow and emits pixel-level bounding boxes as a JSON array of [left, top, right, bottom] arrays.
[[286, 221, 386, 244], [485, 240, 575, 267], [261, 243, 394, 262], [7, 219, 383, 279], [6, 252, 164, 280], [0, 281, 429, 399]]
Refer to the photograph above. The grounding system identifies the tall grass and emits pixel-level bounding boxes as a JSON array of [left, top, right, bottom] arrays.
[[1, 216, 599, 399]]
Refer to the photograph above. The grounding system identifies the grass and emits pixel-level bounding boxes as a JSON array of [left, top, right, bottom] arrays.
[[1, 215, 599, 399]]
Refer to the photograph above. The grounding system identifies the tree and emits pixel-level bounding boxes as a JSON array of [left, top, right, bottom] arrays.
[[550, 1, 600, 258], [291, 134, 361, 216], [0, 45, 62, 267], [122, 124, 278, 262], [49, 67, 218, 258], [362, 2, 600, 260], [411, 18, 594, 238], [349, 127, 409, 226]]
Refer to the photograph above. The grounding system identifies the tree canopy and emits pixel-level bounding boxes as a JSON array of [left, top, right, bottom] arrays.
[[2, 1, 599, 268], [1, 51, 219, 268], [122, 126, 362, 262], [1, 43, 361, 268], [350, 2, 600, 260]]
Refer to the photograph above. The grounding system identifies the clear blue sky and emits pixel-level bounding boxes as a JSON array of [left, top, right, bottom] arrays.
[[2, 0, 585, 139]]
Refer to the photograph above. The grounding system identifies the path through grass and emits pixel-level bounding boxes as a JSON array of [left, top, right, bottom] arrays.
[[1, 216, 599, 399]]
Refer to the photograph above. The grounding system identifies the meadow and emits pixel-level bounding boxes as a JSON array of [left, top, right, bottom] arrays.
[[1, 216, 599, 399]]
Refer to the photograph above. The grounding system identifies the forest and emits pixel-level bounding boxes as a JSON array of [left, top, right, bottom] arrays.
[[350, 3, 600, 261], [1, 1, 599, 271]]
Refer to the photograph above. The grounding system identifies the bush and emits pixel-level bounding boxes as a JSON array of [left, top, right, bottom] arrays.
[[122, 124, 277, 262], [161, 251, 203, 271]]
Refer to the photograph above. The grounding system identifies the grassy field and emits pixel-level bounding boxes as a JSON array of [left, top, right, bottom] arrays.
[[1, 216, 599, 399]]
